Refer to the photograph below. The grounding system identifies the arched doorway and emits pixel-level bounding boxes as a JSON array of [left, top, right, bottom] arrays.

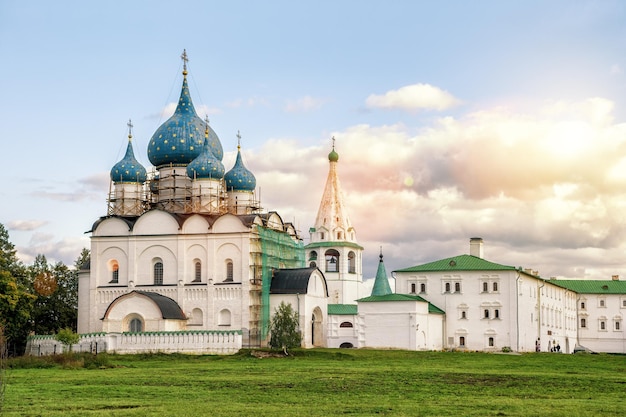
[[311, 307, 324, 347]]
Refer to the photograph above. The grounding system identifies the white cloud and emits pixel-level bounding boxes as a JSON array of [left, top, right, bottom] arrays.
[[610, 64, 622, 75], [284, 96, 327, 113], [6, 220, 48, 231], [254, 97, 626, 280], [366, 83, 461, 111]]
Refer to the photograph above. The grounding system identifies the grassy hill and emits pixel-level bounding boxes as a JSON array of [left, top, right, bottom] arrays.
[[3, 349, 625, 416]]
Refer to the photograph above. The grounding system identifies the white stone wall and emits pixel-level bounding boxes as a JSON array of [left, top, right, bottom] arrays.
[[357, 300, 440, 350], [577, 293, 625, 353], [26, 331, 242, 356]]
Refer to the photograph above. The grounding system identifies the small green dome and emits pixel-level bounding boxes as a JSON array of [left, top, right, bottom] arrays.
[[328, 149, 339, 162]]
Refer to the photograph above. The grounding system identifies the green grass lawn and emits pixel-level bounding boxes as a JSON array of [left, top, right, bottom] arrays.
[[2, 349, 625, 416]]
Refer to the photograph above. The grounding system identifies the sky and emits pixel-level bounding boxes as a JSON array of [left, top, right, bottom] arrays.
[[2, 1, 626, 283]]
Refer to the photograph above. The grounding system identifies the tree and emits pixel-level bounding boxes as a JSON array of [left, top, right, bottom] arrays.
[[55, 328, 80, 353], [269, 302, 301, 354], [0, 323, 6, 412], [29, 254, 79, 335], [0, 224, 34, 356]]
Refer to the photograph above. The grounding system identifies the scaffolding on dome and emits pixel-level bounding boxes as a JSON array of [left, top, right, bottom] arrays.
[[253, 225, 305, 341]]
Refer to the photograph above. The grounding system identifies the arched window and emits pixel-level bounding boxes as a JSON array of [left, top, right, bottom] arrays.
[[325, 249, 339, 273], [445, 282, 451, 293], [420, 283, 426, 293], [495, 309, 500, 319], [218, 309, 231, 326], [309, 251, 318, 261], [339, 321, 353, 328], [129, 318, 143, 333], [493, 282, 498, 292], [461, 311, 467, 319], [455, 282, 461, 293], [110, 260, 119, 284], [154, 260, 163, 285], [484, 309, 490, 319], [488, 337, 494, 347], [482, 282, 488, 292], [348, 251, 356, 273], [459, 336, 465, 347], [194, 261, 201, 282], [581, 318, 586, 328], [225, 260, 233, 282], [410, 283, 416, 294], [309, 261, 317, 268]]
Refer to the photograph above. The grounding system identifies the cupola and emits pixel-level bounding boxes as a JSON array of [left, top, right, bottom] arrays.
[[110, 120, 147, 184], [147, 50, 223, 167], [225, 131, 256, 192]]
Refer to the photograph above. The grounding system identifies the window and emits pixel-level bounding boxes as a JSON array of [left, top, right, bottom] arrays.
[[581, 318, 586, 328], [455, 282, 461, 293], [494, 309, 500, 319], [218, 309, 231, 326], [581, 301, 586, 309], [459, 336, 465, 347], [339, 322, 353, 328], [109, 260, 119, 283], [320, 232, 325, 240], [615, 321, 621, 331], [493, 282, 498, 292], [194, 261, 201, 282], [488, 337, 494, 347], [600, 321, 606, 331], [129, 318, 143, 333], [309, 251, 318, 261], [410, 283, 416, 294], [325, 250, 339, 273], [225, 261, 233, 282], [445, 282, 451, 293], [348, 251, 356, 273], [420, 283, 426, 293], [484, 309, 490, 319], [337, 232, 342, 239], [461, 311, 467, 319], [482, 282, 488, 293], [622, 299, 626, 308], [599, 299, 605, 307], [154, 261, 163, 285]]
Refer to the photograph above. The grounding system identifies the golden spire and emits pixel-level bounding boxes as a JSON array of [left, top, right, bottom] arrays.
[[181, 49, 189, 77], [127, 119, 133, 141], [204, 115, 210, 138]]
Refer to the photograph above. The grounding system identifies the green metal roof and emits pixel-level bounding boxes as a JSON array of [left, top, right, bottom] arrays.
[[550, 280, 626, 294], [328, 304, 358, 315], [357, 293, 445, 315], [305, 241, 364, 250], [394, 254, 517, 273]]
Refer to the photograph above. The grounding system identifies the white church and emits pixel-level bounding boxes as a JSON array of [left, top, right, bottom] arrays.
[[27, 52, 626, 355]]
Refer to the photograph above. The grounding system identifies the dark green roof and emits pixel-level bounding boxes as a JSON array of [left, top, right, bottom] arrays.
[[371, 254, 392, 296], [394, 254, 517, 273], [357, 293, 445, 314], [550, 280, 626, 294], [305, 241, 364, 250], [328, 304, 358, 315]]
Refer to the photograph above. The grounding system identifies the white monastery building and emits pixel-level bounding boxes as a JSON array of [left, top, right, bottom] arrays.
[[26, 52, 626, 355]]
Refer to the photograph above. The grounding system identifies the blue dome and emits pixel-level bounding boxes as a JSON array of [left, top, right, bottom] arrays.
[[147, 75, 223, 167], [111, 138, 147, 183], [187, 138, 225, 180], [225, 147, 256, 192]]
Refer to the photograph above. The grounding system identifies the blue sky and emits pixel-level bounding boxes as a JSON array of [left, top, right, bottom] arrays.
[[2, 1, 626, 281]]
